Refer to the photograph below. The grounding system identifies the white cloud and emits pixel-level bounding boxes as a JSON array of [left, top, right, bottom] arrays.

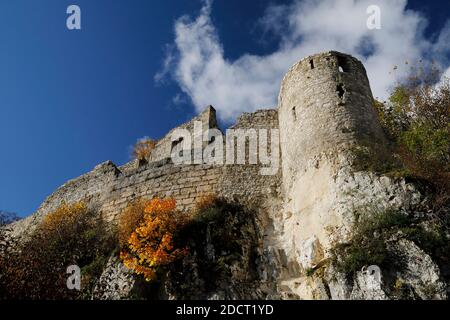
[[158, 0, 450, 122]]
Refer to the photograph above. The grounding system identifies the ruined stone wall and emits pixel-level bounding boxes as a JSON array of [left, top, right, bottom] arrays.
[[218, 109, 281, 207], [13, 159, 222, 232], [101, 108, 281, 222], [11, 107, 280, 236], [100, 160, 222, 222], [102, 108, 279, 222], [148, 106, 218, 163]]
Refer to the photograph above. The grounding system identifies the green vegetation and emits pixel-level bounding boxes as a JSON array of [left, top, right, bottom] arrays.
[[167, 196, 260, 299], [116, 195, 261, 299], [351, 143, 405, 177], [316, 64, 450, 286], [331, 209, 405, 277], [357, 65, 450, 209], [331, 206, 450, 278], [1, 195, 260, 300]]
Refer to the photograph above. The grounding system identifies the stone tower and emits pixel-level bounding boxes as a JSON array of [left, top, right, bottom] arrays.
[[278, 51, 386, 193], [276, 52, 388, 265]]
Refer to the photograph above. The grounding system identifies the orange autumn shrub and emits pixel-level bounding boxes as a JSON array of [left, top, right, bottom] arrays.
[[132, 137, 157, 161], [40, 201, 89, 237], [1, 201, 115, 299], [120, 198, 190, 281], [118, 198, 146, 248]]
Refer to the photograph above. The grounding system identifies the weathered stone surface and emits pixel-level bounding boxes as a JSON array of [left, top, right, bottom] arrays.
[[350, 267, 388, 300], [388, 239, 447, 300], [92, 256, 135, 300]]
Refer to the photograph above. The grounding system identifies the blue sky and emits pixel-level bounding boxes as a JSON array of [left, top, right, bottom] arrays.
[[0, 0, 449, 217]]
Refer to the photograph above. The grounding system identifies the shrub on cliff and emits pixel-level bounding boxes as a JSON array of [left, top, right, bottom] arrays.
[[0, 201, 115, 300], [121, 196, 262, 299], [167, 196, 262, 299], [120, 198, 190, 282], [330, 209, 409, 276], [118, 198, 146, 248], [371, 66, 449, 207], [132, 137, 157, 162], [331, 206, 450, 280]]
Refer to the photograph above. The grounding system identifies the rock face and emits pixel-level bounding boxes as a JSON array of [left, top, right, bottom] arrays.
[[8, 51, 449, 300], [92, 256, 135, 300], [265, 51, 447, 300]]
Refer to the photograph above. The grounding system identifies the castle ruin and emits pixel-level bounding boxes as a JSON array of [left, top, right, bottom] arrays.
[[12, 51, 445, 300], [20, 51, 380, 224]]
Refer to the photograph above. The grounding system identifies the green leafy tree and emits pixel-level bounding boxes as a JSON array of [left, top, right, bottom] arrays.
[[373, 63, 450, 207]]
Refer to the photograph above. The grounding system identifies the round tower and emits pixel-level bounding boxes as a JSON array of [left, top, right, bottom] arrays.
[[278, 51, 386, 191]]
